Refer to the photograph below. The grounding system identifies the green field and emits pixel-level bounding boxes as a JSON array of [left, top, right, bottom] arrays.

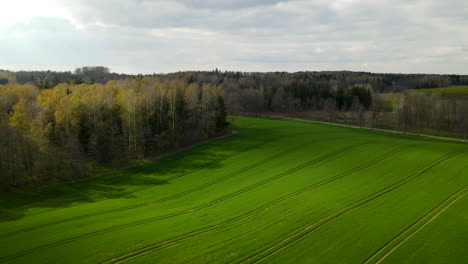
[[0, 116, 467, 264], [406, 86, 468, 97]]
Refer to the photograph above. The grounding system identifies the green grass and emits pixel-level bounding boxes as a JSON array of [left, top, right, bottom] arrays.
[[406, 86, 468, 97], [0, 116, 467, 264]]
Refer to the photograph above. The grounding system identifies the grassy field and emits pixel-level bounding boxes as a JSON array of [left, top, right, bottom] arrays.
[[406, 86, 468, 97], [0, 116, 467, 264]]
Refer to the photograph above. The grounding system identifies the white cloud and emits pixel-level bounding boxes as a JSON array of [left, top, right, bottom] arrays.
[[0, 0, 71, 27]]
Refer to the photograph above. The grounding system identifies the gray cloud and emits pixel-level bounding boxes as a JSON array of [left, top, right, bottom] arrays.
[[175, 0, 285, 9], [0, 0, 467, 74]]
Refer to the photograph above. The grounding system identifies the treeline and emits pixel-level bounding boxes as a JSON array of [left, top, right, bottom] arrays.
[[158, 72, 378, 114], [161, 70, 468, 93], [0, 77, 227, 191], [3, 68, 468, 94], [297, 92, 468, 139], [161, 70, 465, 139], [0, 66, 134, 89], [397, 93, 468, 138], [3, 68, 468, 116], [156, 71, 468, 138], [152, 70, 467, 113]]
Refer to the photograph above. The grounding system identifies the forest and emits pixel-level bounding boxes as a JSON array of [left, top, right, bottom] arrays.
[[0, 67, 132, 89], [0, 76, 227, 191], [1, 68, 468, 191], [160, 71, 468, 139]]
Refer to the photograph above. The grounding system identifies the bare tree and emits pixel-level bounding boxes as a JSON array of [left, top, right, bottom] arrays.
[[456, 100, 468, 142], [398, 94, 413, 133], [224, 90, 242, 125], [323, 98, 337, 124], [370, 96, 385, 129], [240, 89, 264, 115], [350, 96, 365, 127], [272, 88, 286, 112]]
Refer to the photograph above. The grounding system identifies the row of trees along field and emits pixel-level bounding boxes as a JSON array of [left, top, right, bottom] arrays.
[[0, 77, 228, 191], [396, 93, 468, 138], [155, 71, 468, 139], [224, 82, 468, 140]]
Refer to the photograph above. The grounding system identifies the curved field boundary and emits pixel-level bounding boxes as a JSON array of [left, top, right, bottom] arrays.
[[101, 144, 411, 264], [0, 143, 308, 239], [363, 186, 468, 264], [0, 142, 368, 263], [236, 149, 466, 264], [0, 137, 279, 222]]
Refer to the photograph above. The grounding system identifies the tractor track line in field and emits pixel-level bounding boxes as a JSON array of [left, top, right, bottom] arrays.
[[0, 137, 279, 222], [102, 144, 411, 264], [0, 142, 367, 263], [145, 144, 308, 203], [103, 137, 281, 194], [0, 143, 307, 239], [237, 149, 465, 264], [363, 186, 467, 264]]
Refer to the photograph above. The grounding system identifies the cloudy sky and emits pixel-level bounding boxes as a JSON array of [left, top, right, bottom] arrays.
[[0, 0, 467, 74]]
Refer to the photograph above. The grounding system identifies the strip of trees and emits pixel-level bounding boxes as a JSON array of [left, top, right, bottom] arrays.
[[155, 71, 468, 139], [396, 93, 468, 139], [193, 71, 466, 140], [0, 77, 227, 191]]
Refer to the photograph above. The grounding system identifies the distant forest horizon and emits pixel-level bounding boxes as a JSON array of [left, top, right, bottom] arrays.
[[2, 66, 468, 91], [2, 67, 468, 76]]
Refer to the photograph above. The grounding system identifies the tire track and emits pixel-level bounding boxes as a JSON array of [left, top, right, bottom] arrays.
[[237, 148, 466, 264], [0, 143, 307, 239], [363, 186, 467, 264], [102, 137, 281, 195], [102, 144, 410, 264], [0, 137, 279, 222], [0, 142, 367, 263]]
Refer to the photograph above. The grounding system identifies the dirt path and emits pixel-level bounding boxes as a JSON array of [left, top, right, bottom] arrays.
[[241, 113, 468, 144]]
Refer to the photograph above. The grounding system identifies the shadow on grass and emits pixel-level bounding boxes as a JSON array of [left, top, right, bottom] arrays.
[[0, 127, 275, 222]]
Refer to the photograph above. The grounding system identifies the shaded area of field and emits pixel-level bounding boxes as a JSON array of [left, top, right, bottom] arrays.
[[0, 116, 466, 264]]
